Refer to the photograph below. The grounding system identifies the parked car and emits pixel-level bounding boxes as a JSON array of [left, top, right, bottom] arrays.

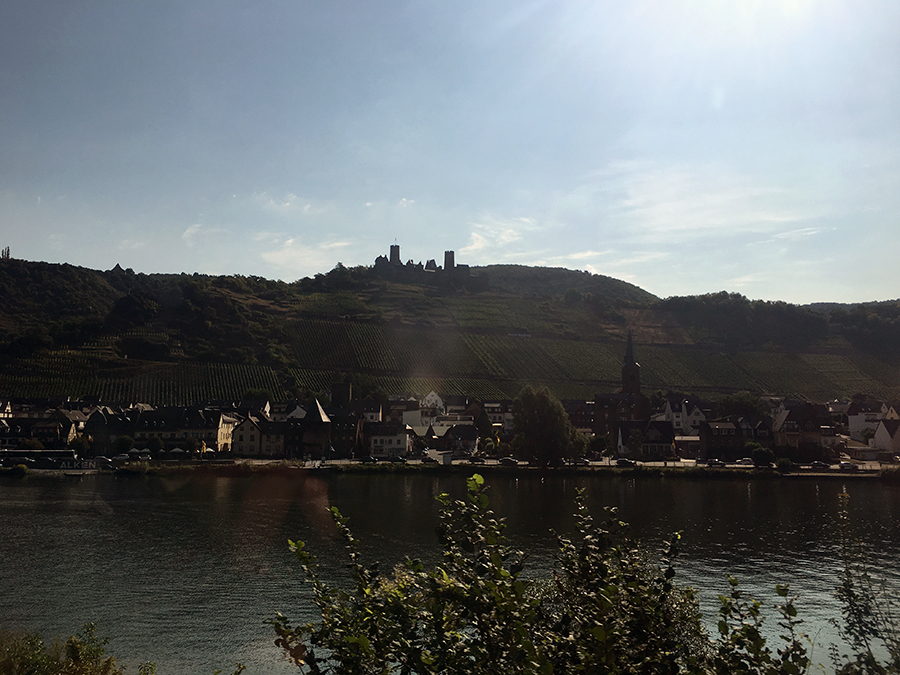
[[112, 454, 131, 463], [706, 458, 725, 467], [810, 460, 830, 470], [422, 456, 438, 464], [469, 456, 486, 464], [389, 456, 407, 463], [616, 458, 636, 467], [499, 457, 518, 466], [359, 455, 378, 463], [735, 458, 754, 465], [839, 461, 859, 471]]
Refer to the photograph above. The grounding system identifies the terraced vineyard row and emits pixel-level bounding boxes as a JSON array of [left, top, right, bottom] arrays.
[[346, 323, 397, 371], [286, 319, 358, 369], [798, 354, 875, 397], [387, 329, 484, 377], [280, 319, 900, 399], [729, 352, 838, 399], [849, 353, 900, 392], [0, 354, 285, 405], [287, 368, 562, 401], [7, 321, 900, 405], [536, 339, 622, 381], [461, 335, 509, 378]]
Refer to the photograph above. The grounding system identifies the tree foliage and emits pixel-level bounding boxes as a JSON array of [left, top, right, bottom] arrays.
[[0, 623, 127, 675], [511, 386, 579, 467], [716, 392, 768, 420]]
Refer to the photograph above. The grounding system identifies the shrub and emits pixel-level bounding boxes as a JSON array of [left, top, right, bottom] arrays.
[[271, 475, 820, 674]]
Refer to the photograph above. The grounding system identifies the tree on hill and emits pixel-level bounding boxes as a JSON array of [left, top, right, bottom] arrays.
[[511, 385, 579, 466], [716, 391, 767, 419]]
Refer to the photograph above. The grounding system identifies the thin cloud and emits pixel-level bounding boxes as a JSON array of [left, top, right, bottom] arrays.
[[118, 239, 145, 251], [252, 192, 332, 216], [460, 216, 536, 255], [253, 231, 284, 244], [182, 224, 203, 247], [602, 251, 671, 268], [261, 238, 351, 278], [182, 223, 224, 248], [772, 227, 824, 240], [592, 161, 821, 242]]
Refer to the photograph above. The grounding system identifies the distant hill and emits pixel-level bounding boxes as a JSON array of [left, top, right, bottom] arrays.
[[1, 257, 899, 405], [474, 265, 657, 304]]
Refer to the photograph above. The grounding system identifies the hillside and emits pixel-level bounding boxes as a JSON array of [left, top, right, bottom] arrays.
[[1, 258, 899, 405]]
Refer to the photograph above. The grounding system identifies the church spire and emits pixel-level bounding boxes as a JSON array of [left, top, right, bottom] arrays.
[[624, 330, 636, 367], [621, 330, 641, 395]]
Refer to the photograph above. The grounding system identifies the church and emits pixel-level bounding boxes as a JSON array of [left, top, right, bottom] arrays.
[[593, 332, 652, 437]]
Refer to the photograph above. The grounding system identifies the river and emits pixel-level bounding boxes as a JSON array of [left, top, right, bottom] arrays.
[[2, 469, 899, 673]]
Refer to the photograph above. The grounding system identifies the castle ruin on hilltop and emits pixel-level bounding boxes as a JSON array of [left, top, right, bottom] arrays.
[[373, 245, 489, 291]]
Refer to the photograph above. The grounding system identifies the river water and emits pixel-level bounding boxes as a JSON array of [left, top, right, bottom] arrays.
[[2, 469, 899, 674]]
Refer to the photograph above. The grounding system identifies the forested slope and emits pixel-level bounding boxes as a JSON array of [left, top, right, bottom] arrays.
[[0, 258, 898, 404]]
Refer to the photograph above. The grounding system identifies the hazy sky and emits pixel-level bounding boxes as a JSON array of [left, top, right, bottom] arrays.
[[2, 0, 898, 304]]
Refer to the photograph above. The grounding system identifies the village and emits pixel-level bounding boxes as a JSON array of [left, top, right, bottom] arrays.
[[0, 336, 897, 471]]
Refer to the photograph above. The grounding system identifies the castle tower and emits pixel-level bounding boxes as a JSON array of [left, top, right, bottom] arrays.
[[621, 331, 641, 396], [444, 250, 455, 270], [389, 244, 401, 265]]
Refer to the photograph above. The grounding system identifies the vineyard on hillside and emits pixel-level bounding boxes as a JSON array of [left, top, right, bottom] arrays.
[[0, 351, 285, 405], [3, 260, 900, 405]]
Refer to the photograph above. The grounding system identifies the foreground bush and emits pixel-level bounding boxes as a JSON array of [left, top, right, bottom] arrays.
[[271, 475, 831, 674], [0, 623, 132, 675]]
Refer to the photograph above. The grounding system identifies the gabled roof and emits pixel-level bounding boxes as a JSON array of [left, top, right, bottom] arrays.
[[848, 400, 883, 415], [879, 419, 900, 439], [307, 399, 331, 424]]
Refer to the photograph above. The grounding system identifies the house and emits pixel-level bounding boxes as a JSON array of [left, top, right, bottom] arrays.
[[443, 395, 469, 416], [133, 407, 237, 452], [421, 391, 444, 411], [296, 400, 332, 458], [231, 416, 288, 457], [771, 403, 833, 456], [387, 398, 421, 425], [83, 407, 139, 455], [351, 399, 384, 423], [654, 395, 708, 435], [674, 435, 701, 458], [700, 415, 772, 460], [847, 400, 884, 441], [562, 400, 594, 435], [483, 400, 515, 437], [230, 400, 331, 458], [614, 420, 675, 460], [367, 422, 411, 458], [323, 404, 362, 458], [269, 400, 308, 421], [445, 423, 479, 455], [874, 419, 900, 455]]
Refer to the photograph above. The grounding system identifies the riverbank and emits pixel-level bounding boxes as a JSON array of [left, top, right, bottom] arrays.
[[2, 458, 896, 482]]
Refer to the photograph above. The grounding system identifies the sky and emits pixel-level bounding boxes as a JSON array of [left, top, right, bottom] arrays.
[[1, 0, 898, 304]]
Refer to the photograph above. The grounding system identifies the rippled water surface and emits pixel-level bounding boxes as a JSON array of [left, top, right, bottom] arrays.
[[2, 471, 899, 673]]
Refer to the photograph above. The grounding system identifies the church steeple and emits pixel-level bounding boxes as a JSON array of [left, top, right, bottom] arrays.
[[622, 331, 641, 395]]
